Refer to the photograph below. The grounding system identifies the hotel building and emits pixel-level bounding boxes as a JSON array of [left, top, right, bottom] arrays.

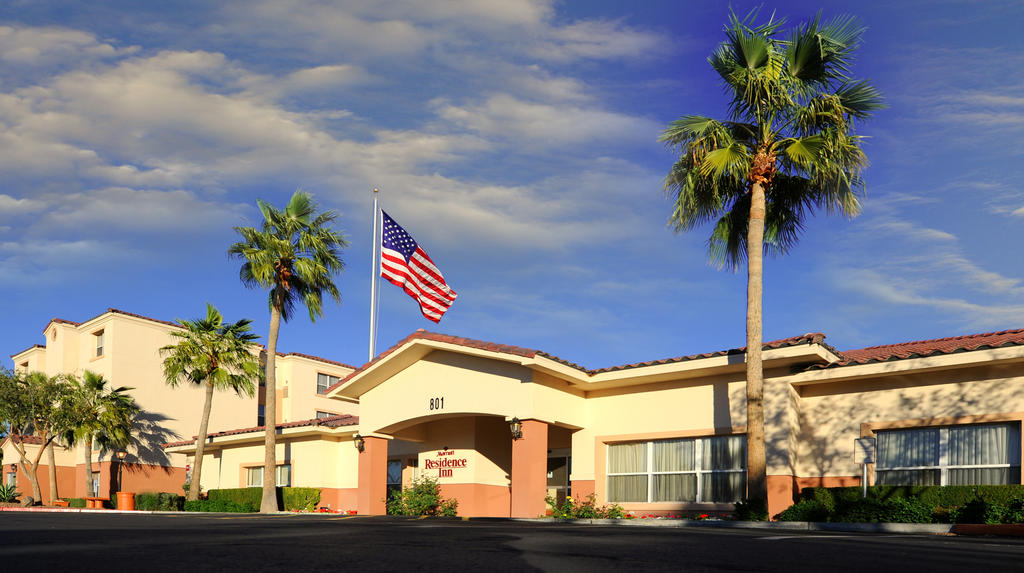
[[7, 309, 1024, 518]]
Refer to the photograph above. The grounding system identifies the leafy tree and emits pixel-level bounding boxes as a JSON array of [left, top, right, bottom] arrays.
[[660, 10, 882, 503], [228, 190, 347, 512], [161, 303, 261, 501], [63, 371, 138, 498], [0, 369, 75, 503]]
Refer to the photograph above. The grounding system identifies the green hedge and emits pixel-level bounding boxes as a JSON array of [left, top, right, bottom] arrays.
[[132, 492, 184, 511], [67, 498, 87, 509], [204, 487, 322, 511], [184, 499, 257, 513], [775, 485, 1024, 523], [282, 487, 321, 511]]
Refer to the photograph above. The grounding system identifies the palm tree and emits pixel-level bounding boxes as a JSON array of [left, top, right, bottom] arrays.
[[660, 10, 882, 505], [228, 190, 347, 512], [64, 371, 138, 498], [160, 303, 261, 501]]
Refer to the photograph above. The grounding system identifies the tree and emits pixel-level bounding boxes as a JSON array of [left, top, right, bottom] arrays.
[[660, 10, 881, 504], [63, 371, 138, 498], [0, 369, 75, 503], [160, 303, 261, 501], [228, 190, 347, 512]]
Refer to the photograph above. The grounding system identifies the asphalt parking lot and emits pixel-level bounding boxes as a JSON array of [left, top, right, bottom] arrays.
[[3, 512, 1024, 572]]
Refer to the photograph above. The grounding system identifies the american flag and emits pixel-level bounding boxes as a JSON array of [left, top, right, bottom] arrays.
[[380, 210, 457, 322]]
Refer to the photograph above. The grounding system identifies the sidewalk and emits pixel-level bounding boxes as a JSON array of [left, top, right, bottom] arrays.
[[4, 506, 1024, 537]]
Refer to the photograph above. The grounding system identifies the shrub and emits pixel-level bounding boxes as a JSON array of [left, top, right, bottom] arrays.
[[184, 499, 258, 513], [546, 494, 626, 519], [207, 487, 264, 507], [832, 497, 933, 524], [734, 498, 768, 521], [951, 497, 1024, 524], [0, 483, 20, 503], [67, 498, 87, 508], [282, 487, 321, 512], [387, 477, 458, 517], [134, 492, 184, 511], [774, 499, 830, 522]]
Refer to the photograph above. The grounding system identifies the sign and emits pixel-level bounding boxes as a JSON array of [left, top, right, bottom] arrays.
[[424, 449, 468, 478], [854, 437, 876, 464]]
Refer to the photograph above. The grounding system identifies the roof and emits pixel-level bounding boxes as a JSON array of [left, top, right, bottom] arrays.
[[324, 329, 832, 395], [1, 434, 44, 446], [162, 414, 358, 448], [10, 344, 45, 359], [828, 328, 1024, 368], [278, 352, 357, 371]]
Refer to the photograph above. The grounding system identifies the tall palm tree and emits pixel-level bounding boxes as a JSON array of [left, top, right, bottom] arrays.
[[64, 371, 137, 498], [160, 303, 261, 501], [660, 10, 882, 505], [228, 190, 347, 512]]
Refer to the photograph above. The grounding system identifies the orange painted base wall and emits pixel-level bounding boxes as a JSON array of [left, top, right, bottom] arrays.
[[12, 465, 76, 505], [320, 488, 359, 513], [440, 483, 511, 517], [571, 480, 595, 500]]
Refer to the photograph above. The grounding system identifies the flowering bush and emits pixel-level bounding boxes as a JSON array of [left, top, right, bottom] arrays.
[[546, 494, 626, 519]]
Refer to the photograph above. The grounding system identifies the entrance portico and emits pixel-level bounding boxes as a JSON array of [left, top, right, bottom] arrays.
[[334, 334, 586, 517]]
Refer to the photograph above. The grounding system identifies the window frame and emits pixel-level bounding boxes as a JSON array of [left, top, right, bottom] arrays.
[[874, 422, 1021, 486], [316, 373, 340, 395], [94, 330, 105, 358], [606, 435, 746, 504]]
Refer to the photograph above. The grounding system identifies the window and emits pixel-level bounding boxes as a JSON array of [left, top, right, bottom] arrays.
[[257, 405, 265, 427], [94, 330, 105, 357], [90, 472, 100, 497], [875, 423, 1021, 486], [607, 435, 746, 503], [277, 464, 291, 487], [246, 466, 263, 487], [317, 373, 339, 394], [387, 460, 403, 497], [5, 472, 15, 487], [246, 465, 291, 487], [315, 411, 334, 419]]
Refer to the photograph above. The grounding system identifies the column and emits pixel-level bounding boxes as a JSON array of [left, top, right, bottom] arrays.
[[511, 419, 548, 518], [357, 436, 388, 516]]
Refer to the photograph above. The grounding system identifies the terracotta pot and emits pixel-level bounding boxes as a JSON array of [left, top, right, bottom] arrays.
[[116, 491, 135, 511]]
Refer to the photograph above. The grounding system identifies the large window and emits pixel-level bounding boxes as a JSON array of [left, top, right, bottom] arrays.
[[247, 464, 291, 487], [875, 423, 1021, 486], [317, 373, 340, 394], [607, 435, 746, 503], [257, 405, 265, 427]]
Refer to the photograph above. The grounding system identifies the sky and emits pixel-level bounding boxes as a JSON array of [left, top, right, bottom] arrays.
[[2, 0, 1022, 372]]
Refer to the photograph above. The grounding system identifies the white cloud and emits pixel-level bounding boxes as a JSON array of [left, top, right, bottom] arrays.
[[0, 194, 46, 214], [0, 25, 136, 65], [528, 19, 668, 62], [434, 93, 661, 146]]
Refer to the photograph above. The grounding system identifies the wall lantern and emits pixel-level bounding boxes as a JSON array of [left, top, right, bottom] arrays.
[[8, 464, 15, 472], [116, 450, 128, 462], [509, 417, 523, 440], [353, 434, 365, 453]]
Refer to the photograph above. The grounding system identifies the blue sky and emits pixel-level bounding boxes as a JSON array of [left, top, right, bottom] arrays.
[[2, 0, 1022, 371]]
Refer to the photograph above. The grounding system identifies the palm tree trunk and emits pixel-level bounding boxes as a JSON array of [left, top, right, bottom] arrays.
[[260, 303, 281, 513], [47, 442, 57, 505], [189, 381, 216, 501], [745, 180, 768, 504], [82, 440, 93, 498]]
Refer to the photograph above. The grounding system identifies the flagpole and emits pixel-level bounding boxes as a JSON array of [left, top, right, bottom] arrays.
[[368, 187, 379, 362]]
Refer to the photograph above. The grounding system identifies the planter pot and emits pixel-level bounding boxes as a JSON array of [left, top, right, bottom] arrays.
[[116, 491, 135, 511]]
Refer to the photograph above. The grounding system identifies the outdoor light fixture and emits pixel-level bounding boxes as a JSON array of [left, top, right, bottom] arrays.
[[509, 417, 523, 440], [116, 450, 128, 461], [353, 434, 365, 452]]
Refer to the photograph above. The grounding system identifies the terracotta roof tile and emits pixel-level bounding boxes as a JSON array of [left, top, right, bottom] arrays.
[[162, 414, 358, 448], [4, 434, 44, 445], [278, 352, 357, 370], [325, 330, 833, 395], [10, 344, 45, 359], [825, 328, 1024, 368]]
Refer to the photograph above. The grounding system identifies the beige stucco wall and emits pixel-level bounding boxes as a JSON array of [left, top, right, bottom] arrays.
[[794, 360, 1024, 478], [195, 433, 358, 491], [275, 355, 356, 423]]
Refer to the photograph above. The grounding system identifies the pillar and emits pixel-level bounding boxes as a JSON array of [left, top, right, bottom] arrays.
[[357, 436, 388, 516], [511, 419, 548, 518]]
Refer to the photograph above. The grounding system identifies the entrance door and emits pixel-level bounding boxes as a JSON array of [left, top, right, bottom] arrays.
[[546, 455, 571, 506]]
